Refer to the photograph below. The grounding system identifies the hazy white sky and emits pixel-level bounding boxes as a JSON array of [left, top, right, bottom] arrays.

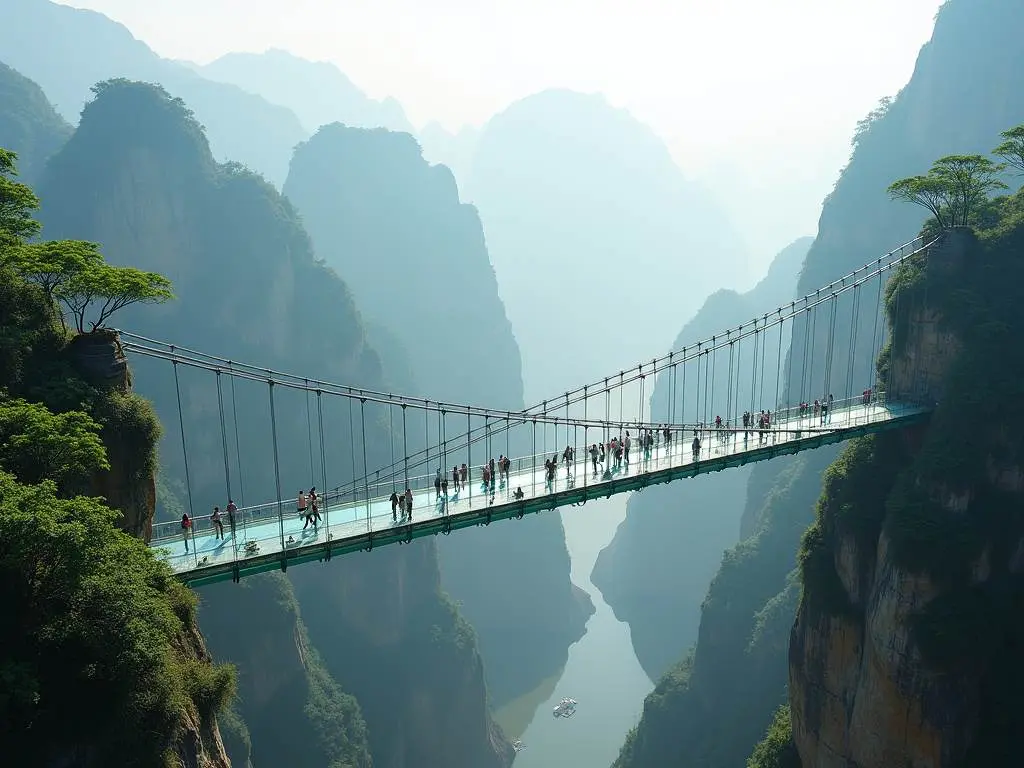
[[58, 0, 946, 266]]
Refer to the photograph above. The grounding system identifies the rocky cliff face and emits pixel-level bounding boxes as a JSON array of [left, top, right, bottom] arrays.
[[791, 219, 1024, 767]]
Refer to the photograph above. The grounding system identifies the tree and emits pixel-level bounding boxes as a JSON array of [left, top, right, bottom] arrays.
[[0, 149, 41, 249], [887, 175, 954, 229], [932, 155, 1007, 226], [994, 124, 1024, 175], [58, 261, 174, 333], [888, 154, 1006, 228], [7, 239, 103, 308], [0, 397, 109, 492]]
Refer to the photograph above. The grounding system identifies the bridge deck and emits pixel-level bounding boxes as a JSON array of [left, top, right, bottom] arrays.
[[149, 400, 929, 586]]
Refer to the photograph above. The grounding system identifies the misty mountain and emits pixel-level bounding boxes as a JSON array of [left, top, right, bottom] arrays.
[[465, 89, 749, 401], [196, 48, 413, 135], [283, 122, 593, 706], [2, 0, 305, 185]]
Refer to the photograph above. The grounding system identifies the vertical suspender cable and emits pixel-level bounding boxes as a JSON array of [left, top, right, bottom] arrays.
[[727, 341, 734, 429], [441, 410, 448, 491], [347, 391, 356, 493], [532, 419, 537, 495], [680, 352, 687, 429], [317, 391, 329, 533], [424, 400, 430, 471], [216, 370, 232, 504], [360, 399, 370, 529], [389, 404, 395, 491], [228, 363, 245, 509], [788, 303, 797, 409], [305, 384, 314, 487], [268, 381, 286, 555], [759, 317, 768, 410], [172, 354, 197, 564], [869, 263, 884, 396], [466, 411, 472, 505], [402, 405, 409, 488], [750, 328, 759, 415], [808, 295, 819, 400], [775, 314, 784, 414]]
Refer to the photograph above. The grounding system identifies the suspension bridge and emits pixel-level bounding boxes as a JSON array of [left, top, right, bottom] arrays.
[[134, 236, 939, 587]]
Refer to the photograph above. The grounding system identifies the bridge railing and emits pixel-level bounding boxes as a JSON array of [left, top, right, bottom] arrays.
[[149, 390, 890, 548]]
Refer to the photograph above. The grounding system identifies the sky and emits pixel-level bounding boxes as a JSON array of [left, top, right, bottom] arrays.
[[57, 0, 946, 269]]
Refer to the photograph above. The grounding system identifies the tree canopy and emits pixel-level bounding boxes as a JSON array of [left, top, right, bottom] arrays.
[[887, 125, 1024, 229], [0, 149, 41, 247], [888, 154, 1005, 228], [994, 124, 1024, 175], [0, 397, 109, 491]]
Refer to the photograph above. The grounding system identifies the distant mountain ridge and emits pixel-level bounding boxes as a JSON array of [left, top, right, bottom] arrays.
[[2, 0, 306, 185], [195, 48, 413, 135]]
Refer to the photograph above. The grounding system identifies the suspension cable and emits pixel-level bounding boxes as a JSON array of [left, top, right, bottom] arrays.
[[215, 370, 232, 504], [267, 381, 285, 553], [228, 362, 245, 508], [172, 355, 197, 564], [317, 390, 329, 531]]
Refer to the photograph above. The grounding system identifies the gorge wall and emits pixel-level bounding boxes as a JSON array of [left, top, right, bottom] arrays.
[[282, 123, 592, 707], [32, 78, 511, 768], [792, 220, 1024, 766]]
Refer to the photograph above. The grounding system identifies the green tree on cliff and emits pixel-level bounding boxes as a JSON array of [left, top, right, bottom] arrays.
[[888, 154, 1006, 228], [2, 148, 173, 334], [994, 124, 1024, 175]]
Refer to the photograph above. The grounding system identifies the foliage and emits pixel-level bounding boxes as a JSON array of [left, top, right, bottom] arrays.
[[0, 470, 235, 765], [59, 259, 174, 332], [747, 706, 801, 768], [993, 124, 1024, 175], [0, 149, 41, 247], [7, 238, 103, 306], [888, 155, 1006, 228], [0, 396, 109, 492]]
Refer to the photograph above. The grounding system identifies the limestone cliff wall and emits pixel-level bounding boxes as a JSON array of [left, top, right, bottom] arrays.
[[789, 224, 1024, 767]]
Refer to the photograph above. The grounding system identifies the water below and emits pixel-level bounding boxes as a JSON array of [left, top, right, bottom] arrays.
[[495, 492, 654, 767]]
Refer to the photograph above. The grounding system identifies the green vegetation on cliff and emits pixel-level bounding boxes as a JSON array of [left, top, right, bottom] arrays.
[[0, 149, 233, 766], [791, 125, 1024, 767]]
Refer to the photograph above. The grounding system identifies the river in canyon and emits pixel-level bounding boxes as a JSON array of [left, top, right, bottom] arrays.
[[495, 492, 654, 767]]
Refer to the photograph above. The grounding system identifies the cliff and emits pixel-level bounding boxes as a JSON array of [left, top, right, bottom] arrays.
[[35, 78, 511, 767], [197, 49, 413, 135], [790, 217, 1024, 766], [593, 237, 810, 680], [615, 1, 1024, 764], [0, 150, 231, 767], [0, 60, 71, 184], [465, 88, 748, 401], [283, 123, 592, 707], [2, 0, 306, 185]]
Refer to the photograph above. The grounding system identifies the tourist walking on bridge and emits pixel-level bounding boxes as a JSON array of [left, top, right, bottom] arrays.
[[390, 490, 399, 521], [211, 506, 224, 540], [226, 499, 237, 540], [405, 487, 413, 521], [297, 490, 308, 519], [181, 513, 192, 552]]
